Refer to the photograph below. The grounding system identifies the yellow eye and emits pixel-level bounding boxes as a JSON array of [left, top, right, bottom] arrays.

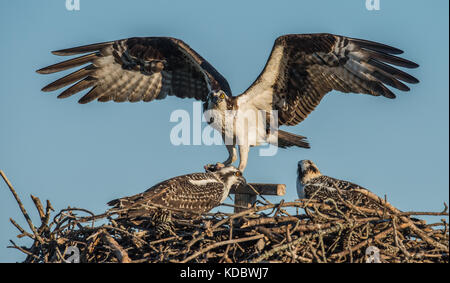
[[220, 93, 225, 99], [235, 171, 242, 177]]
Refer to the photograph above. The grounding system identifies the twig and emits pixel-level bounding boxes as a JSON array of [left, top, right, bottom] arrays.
[[101, 231, 131, 263], [181, 234, 264, 263], [1, 170, 45, 245]]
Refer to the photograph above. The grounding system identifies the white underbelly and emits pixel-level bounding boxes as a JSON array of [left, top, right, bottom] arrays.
[[234, 109, 267, 146], [219, 186, 230, 203], [206, 107, 272, 147], [296, 179, 305, 199]]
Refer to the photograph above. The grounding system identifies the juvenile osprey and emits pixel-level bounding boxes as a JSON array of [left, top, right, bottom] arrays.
[[297, 160, 429, 247], [107, 166, 245, 233], [297, 160, 382, 210], [37, 34, 419, 171]]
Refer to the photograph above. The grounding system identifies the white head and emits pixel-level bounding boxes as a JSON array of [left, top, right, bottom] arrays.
[[206, 90, 231, 111], [214, 166, 246, 190]]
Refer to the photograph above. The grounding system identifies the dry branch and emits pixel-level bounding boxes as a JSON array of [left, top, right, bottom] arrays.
[[2, 170, 448, 263]]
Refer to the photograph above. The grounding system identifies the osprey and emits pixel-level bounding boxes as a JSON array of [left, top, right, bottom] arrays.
[[37, 34, 419, 171], [297, 160, 382, 210], [297, 159, 430, 246], [107, 166, 245, 234]]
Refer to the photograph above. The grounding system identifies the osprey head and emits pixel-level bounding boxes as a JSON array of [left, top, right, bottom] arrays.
[[298, 160, 322, 183], [207, 90, 230, 111], [214, 166, 246, 190]]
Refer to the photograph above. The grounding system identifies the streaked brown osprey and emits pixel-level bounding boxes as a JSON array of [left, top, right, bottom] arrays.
[[107, 166, 245, 234], [297, 160, 382, 210], [37, 34, 419, 171], [297, 160, 430, 245]]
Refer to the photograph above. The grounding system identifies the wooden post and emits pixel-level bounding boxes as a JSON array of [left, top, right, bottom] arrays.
[[233, 194, 257, 213], [230, 183, 286, 213]]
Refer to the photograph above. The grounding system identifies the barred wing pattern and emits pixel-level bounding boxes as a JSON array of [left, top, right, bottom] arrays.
[[37, 37, 231, 104], [107, 173, 225, 217], [239, 33, 419, 126], [304, 175, 382, 210]]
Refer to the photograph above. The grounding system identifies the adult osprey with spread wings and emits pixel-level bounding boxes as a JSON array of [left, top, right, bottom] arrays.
[[37, 33, 419, 171]]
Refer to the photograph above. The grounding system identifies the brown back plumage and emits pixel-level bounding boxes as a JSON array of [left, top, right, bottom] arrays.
[[107, 172, 226, 219], [304, 175, 383, 210]]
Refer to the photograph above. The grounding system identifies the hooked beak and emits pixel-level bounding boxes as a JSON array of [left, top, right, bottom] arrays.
[[239, 176, 247, 186], [231, 176, 246, 189], [297, 163, 304, 177], [211, 96, 219, 105]]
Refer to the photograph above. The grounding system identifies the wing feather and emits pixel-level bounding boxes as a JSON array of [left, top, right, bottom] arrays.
[[78, 87, 101, 104], [41, 64, 95, 91], [37, 37, 231, 104], [51, 41, 114, 56], [107, 173, 225, 216], [57, 77, 96, 99], [37, 53, 100, 74], [238, 33, 419, 126]]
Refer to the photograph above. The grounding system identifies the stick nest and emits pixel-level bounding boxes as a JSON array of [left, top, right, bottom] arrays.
[[3, 172, 448, 263]]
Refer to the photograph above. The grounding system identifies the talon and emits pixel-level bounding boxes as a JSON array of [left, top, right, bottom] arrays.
[[204, 162, 226, 172], [204, 164, 217, 172], [215, 162, 225, 169]]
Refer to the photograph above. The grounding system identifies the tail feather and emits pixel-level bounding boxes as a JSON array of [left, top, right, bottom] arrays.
[[107, 198, 120, 207], [107, 196, 136, 208], [277, 130, 310, 149], [107, 197, 147, 219]]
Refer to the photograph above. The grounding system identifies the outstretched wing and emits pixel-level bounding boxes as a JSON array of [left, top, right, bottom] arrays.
[[37, 37, 231, 104], [107, 173, 225, 215], [238, 33, 419, 126]]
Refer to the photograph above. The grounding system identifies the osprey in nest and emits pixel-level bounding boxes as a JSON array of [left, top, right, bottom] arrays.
[[37, 33, 419, 171], [107, 166, 245, 234], [296, 160, 430, 240], [297, 160, 384, 210]]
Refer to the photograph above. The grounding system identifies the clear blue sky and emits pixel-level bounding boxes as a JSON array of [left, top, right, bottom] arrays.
[[0, 0, 448, 262]]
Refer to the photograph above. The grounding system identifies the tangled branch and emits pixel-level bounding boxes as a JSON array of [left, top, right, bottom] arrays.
[[2, 170, 448, 263]]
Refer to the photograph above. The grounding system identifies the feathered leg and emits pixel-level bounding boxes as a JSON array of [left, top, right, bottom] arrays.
[[205, 144, 237, 172]]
